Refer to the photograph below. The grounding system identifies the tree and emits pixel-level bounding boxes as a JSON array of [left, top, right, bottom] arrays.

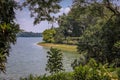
[[0, 0, 20, 73], [46, 47, 64, 74], [54, 28, 64, 43], [42, 29, 56, 43], [57, 15, 71, 39], [58, 14, 82, 38]]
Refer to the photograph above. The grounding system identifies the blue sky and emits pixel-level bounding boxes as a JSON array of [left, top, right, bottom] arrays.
[[15, 0, 72, 32]]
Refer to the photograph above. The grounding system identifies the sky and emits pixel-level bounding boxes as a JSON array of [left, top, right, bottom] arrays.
[[15, 0, 73, 33]]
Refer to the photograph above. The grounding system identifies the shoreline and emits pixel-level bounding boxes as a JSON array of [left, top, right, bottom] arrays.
[[37, 42, 77, 53]]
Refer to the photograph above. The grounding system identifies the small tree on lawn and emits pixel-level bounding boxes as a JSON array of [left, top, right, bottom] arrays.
[[46, 47, 64, 74]]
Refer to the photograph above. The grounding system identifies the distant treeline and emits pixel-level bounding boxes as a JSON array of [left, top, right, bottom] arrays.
[[17, 32, 42, 37]]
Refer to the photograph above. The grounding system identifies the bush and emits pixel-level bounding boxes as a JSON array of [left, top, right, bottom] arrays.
[[20, 72, 73, 80], [73, 65, 89, 80], [48, 72, 73, 80], [73, 59, 112, 80]]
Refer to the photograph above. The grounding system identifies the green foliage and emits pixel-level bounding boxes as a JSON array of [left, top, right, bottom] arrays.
[[77, 15, 120, 66], [42, 29, 56, 43], [20, 74, 51, 80], [57, 14, 82, 38], [0, 23, 19, 73], [73, 59, 113, 80], [0, 0, 18, 23], [71, 54, 87, 69], [48, 72, 73, 80], [20, 72, 73, 80], [46, 47, 64, 74], [77, 23, 104, 63], [73, 65, 89, 80], [54, 28, 64, 43]]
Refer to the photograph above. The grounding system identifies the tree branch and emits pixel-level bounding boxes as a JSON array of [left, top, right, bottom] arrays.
[[105, 0, 120, 15]]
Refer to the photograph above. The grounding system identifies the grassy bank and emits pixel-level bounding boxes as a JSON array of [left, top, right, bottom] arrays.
[[37, 42, 77, 52]]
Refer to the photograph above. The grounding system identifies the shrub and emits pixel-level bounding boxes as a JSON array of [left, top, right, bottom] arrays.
[[20, 72, 73, 80], [73, 59, 111, 80], [48, 72, 72, 80]]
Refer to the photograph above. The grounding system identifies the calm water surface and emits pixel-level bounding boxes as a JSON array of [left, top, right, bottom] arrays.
[[0, 37, 80, 80]]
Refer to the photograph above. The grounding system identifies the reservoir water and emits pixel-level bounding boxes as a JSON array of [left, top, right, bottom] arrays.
[[0, 37, 80, 80]]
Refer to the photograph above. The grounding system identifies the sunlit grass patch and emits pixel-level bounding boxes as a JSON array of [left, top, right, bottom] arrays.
[[38, 42, 77, 52]]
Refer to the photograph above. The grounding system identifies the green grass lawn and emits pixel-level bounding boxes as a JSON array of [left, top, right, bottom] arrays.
[[37, 42, 77, 52]]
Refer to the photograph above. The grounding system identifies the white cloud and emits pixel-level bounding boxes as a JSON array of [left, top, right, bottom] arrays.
[[14, 0, 20, 2], [61, 7, 70, 14], [54, 7, 71, 17]]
